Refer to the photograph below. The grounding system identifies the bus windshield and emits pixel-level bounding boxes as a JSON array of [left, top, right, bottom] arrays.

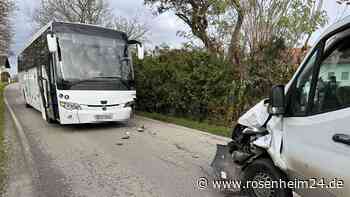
[[57, 33, 132, 83]]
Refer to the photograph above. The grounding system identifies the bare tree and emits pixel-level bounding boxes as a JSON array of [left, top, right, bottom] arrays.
[[33, 0, 112, 27], [238, 0, 326, 62], [144, 0, 226, 55], [110, 15, 149, 42], [0, 0, 14, 54]]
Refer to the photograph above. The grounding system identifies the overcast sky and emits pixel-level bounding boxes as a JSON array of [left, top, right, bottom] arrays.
[[7, 0, 350, 74]]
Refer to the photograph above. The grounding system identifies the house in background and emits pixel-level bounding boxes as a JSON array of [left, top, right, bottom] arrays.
[[0, 55, 11, 83], [289, 47, 310, 68]]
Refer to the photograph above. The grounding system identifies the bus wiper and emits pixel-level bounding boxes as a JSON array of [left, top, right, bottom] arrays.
[[67, 76, 131, 89], [94, 76, 123, 79], [66, 78, 99, 87], [94, 76, 131, 89]]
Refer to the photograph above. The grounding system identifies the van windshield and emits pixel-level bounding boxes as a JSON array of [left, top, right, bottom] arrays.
[[57, 33, 132, 83]]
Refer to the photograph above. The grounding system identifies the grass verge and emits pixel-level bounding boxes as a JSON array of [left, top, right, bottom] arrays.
[[0, 83, 6, 192], [137, 111, 232, 137]]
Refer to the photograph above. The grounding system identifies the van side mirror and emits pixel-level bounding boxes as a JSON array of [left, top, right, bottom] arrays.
[[47, 32, 58, 53], [268, 85, 285, 115], [136, 43, 144, 60]]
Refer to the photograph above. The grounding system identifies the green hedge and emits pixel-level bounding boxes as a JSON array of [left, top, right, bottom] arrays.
[[135, 49, 236, 126], [133, 38, 297, 127]]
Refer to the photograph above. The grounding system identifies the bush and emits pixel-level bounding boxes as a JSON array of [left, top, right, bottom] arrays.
[[134, 45, 297, 127], [135, 49, 235, 126]]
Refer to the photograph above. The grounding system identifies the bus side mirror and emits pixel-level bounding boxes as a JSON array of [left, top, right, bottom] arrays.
[[128, 40, 144, 60], [137, 43, 144, 60], [47, 33, 58, 53], [268, 85, 285, 115]]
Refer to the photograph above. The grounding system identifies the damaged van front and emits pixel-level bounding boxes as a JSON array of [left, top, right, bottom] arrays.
[[212, 16, 350, 197], [212, 86, 291, 197]]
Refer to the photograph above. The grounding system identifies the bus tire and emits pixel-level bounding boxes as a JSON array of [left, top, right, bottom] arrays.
[[242, 158, 293, 197], [23, 92, 31, 108], [45, 113, 55, 123], [44, 110, 55, 124]]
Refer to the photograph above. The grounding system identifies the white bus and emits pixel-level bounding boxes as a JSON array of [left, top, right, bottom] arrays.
[[18, 21, 144, 124]]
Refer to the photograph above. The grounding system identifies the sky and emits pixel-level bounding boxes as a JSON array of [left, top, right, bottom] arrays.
[[7, 0, 350, 74]]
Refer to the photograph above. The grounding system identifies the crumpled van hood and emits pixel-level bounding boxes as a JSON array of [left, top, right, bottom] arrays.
[[238, 99, 270, 128]]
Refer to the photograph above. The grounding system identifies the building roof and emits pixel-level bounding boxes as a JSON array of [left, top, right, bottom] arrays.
[[0, 56, 10, 68]]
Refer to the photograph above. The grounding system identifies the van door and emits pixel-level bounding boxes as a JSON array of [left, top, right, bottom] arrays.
[[283, 36, 350, 197]]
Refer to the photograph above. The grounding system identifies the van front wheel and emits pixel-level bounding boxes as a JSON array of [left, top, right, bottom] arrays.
[[242, 158, 293, 197]]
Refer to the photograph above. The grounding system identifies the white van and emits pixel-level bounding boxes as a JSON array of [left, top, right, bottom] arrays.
[[212, 16, 350, 197]]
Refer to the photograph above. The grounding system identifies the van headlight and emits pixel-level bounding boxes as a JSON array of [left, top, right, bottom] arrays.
[[59, 101, 82, 110], [124, 101, 135, 108]]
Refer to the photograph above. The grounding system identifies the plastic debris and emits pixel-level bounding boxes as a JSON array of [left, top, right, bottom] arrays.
[[137, 125, 145, 132], [192, 155, 200, 159], [121, 136, 130, 140]]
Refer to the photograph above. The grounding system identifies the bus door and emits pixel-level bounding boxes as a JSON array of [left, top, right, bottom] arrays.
[[38, 61, 56, 123]]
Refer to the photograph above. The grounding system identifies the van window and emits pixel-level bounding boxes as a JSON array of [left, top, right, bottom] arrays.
[[312, 39, 350, 113], [289, 50, 318, 115]]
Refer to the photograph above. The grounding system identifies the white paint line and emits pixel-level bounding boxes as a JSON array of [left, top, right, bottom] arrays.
[[4, 86, 40, 193]]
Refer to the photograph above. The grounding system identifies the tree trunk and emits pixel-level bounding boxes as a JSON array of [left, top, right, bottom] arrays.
[[198, 32, 219, 55], [228, 6, 244, 78]]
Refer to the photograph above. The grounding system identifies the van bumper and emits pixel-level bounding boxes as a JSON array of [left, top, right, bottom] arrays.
[[211, 144, 243, 180]]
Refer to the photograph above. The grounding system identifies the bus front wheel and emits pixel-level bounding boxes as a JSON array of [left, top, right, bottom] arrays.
[[23, 91, 31, 108]]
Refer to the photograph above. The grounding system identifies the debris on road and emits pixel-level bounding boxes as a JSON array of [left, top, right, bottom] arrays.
[[121, 131, 131, 140], [121, 136, 130, 140], [192, 155, 200, 159], [137, 125, 145, 132], [116, 142, 123, 146]]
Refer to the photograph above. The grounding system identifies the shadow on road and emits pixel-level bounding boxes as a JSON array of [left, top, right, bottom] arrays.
[[25, 105, 136, 132], [61, 121, 133, 131]]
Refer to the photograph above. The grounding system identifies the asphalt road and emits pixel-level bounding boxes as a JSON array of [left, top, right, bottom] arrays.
[[4, 83, 233, 197]]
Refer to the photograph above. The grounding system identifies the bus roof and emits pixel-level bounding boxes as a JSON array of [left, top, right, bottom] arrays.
[[17, 21, 52, 55], [52, 21, 127, 40], [18, 21, 128, 55]]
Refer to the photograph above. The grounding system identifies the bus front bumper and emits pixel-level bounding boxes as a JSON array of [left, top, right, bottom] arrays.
[[59, 107, 132, 124]]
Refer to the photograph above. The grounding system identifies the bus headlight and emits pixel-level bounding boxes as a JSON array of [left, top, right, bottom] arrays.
[[124, 101, 135, 108], [60, 101, 82, 110]]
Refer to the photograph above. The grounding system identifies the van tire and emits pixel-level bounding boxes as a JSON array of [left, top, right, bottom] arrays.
[[242, 158, 293, 197]]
